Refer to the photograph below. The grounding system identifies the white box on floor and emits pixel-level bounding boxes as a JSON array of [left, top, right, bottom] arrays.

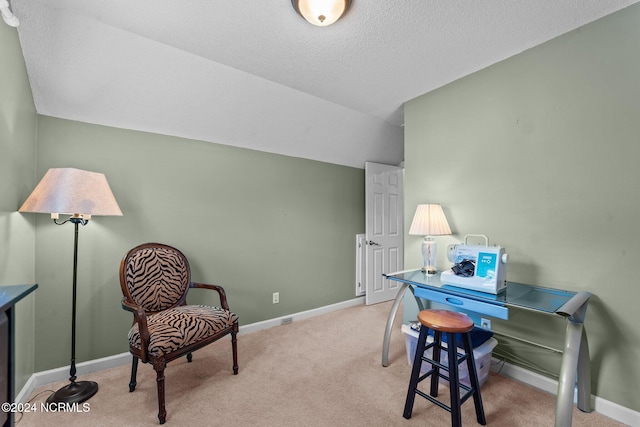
[[401, 324, 497, 388]]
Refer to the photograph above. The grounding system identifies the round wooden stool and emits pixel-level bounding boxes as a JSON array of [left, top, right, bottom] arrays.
[[403, 309, 486, 426]]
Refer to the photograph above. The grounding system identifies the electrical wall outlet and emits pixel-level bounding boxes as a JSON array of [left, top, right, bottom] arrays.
[[480, 318, 491, 330], [272, 292, 279, 304]]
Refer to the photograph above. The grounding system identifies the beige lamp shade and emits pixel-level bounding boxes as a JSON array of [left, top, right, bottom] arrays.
[[409, 204, 451, 236], [19, 168, 122, 216]]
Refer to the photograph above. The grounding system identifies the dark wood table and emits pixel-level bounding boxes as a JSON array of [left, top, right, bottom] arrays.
[[1, 284, 38, 427]]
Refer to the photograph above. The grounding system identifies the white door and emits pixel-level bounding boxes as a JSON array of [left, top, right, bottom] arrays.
[[365, 162, 404, 305]]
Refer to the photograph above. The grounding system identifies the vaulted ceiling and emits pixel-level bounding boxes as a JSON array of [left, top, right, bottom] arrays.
[[11, 0, 638, 168]]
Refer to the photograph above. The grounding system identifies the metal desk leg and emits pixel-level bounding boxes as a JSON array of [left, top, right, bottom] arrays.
[[576, 327, 592, 413], [382, 284, 425, 367], [382, 283, 409, 367], [555, 320, 592, 427], [555, 292, 592, 427]]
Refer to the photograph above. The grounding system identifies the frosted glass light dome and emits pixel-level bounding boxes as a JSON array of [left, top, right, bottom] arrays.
[[292, 0, 351, 27]]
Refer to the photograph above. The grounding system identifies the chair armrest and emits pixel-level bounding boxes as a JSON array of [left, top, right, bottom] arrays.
[[121, 297, 151, 361], [189, 282, 231, 311]]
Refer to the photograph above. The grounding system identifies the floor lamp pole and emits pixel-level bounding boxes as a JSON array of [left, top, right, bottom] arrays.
[[46, 218, 99, 404]]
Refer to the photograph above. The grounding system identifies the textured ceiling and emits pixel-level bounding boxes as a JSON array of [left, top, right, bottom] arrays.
[[10, 0, 638, 168]]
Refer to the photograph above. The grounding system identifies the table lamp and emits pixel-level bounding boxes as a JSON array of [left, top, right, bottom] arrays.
[[19, 168, 122, 404], [408, 204, 451, 274]]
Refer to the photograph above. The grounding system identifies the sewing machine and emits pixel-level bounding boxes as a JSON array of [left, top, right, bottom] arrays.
[[440, 235, 508, 294]]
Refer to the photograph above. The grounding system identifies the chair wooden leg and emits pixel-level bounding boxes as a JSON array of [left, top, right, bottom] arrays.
[[232, 324, 239, 375], [186, 352, 193, 363], [129, 356, 139, 392], [153, 359, 167, 425]]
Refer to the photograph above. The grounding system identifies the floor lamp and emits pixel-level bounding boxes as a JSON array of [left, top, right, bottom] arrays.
[[19, 168, 122, 404]]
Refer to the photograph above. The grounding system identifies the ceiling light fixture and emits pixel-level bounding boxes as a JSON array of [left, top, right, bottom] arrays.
[[291, 0, 351, 27], [0, 0, 19, 27]]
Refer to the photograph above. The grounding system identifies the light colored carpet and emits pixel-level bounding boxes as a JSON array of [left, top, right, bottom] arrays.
[[19, 301, 626, 426]]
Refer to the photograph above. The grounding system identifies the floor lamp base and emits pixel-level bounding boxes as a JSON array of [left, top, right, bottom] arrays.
[[46, 380, 98, 404]]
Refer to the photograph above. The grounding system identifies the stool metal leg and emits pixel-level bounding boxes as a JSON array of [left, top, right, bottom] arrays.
[[463, 333, 487, 425], [403, 326, 430, 419], [430, 330, 442, 397], [447, 332, 463, 427]]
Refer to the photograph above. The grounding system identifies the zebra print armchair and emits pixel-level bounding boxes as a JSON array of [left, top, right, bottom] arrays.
[[119, 242, 239, 424]]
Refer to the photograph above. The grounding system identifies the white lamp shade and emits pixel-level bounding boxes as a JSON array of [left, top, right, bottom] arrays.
[[19, 168, 122, 216], [408, 204, 451, 236], [292, 0, 350, 26]]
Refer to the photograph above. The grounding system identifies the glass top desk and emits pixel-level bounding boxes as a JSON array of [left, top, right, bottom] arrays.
[[382, 270, 591, 427]]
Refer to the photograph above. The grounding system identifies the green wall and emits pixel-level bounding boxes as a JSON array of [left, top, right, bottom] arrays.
[[2, 10, 364, 385], [0, 23, 37, 392], [404, 4, 640, 412], [33, 116, 364, 371]]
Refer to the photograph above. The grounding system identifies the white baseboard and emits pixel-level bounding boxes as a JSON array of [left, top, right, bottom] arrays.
[[15, 351, 132, 404], [492, 358, 640, 426], [14, 373, 37, 404], [20, 296, 636, 426], [16, 296, 366, 403], [238, 296, 365, 335]]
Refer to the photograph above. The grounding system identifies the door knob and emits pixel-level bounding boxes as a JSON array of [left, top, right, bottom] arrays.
[[367, 240, 381, 246]]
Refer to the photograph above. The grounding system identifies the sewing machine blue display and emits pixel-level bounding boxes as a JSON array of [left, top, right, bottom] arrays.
[[440, 235, 509, 295]]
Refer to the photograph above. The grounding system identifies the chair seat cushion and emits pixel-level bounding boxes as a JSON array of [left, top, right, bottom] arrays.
[[129, 305, 238, 357]]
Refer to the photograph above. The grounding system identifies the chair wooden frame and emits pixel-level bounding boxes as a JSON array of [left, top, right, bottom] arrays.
[[119, 243, 238, 424]]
